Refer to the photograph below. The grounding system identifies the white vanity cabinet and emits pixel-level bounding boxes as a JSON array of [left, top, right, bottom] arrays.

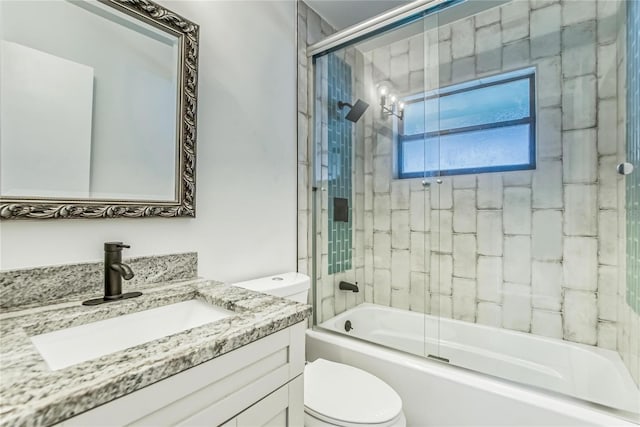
[[58, 321, 306, 427]]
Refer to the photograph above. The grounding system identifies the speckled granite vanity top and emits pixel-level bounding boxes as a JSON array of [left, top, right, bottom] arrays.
[[0, 279, 311, 427]]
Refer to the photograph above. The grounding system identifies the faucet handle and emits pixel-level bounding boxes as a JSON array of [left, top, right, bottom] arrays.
[[104, 242, 131, 251]]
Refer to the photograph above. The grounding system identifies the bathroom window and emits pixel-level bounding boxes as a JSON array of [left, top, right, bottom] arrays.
[[397, 68, 536, 178]]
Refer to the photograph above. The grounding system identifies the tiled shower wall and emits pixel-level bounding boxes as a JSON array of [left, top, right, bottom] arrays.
[[617, 0, 640, 386], [358, 0, 626, 350], [297, 2, 365, 320], [327, 54, 353, 274], [297, 0, 639, 385], [315, 50, 367, 319], [297, 1, 332, 281]]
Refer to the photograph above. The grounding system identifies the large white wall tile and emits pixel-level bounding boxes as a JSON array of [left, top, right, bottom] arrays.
[[504, 187, 532, 235], [598, 210, 618, 266], [533, 160, 563, 208], [532, 209, 563, 261], [410, 232, 429, 273], [564, 184, 597, 236], [410, 190, 430, 231], [564, 290, 597, 344], [453, 189, 477, 233], [453, 277, 476, 322], [453, 234, 477, 279], [453, 174, 477, 189], [477, 256, 503, 302], [477, 302, 502, 327], [373, 269, 392, 306], [391, 180, 410, 210], [532, 310, 563, 339], [430, 253, 453, 295], [531, 4, 561, 59], [562, 129, 597, 183], [374, 194, 391, 231], [431, 179, 453, 209], [408, 36, 424, 73], [410, 271, 429, 313], [391, 289, 410, 310], [431, 210, 453, 253], [561, 20, 596, 78], [475, 7, 501, 28], [532, 261, 562, 310], [476, 23, 502, 73], [391, 210, 410, 249], [504, 236, 531, 284], [598, 155, 618, 209], [597, 98, 618, 155], [373, 155, 392, 193], [563, 237, 598, 291], [431, 295, 453, 318], [477, 174, 503, 209], [452, 57, 476, 84], [451, 18, 475, 59], [503, 39, 531, 69], [503, 282, 532, 332], [597, 321, 617, 350], [503, 170, 533, 186], [391, 249, 411, 290], [501, 0, 530, 43], [562, 0, 596, 26], [373, 232, 391, 269], [562, 74, 597, 130], [478, 211, 503, 256], [537, 107, 562, 158], [597, 42, 617, 98]]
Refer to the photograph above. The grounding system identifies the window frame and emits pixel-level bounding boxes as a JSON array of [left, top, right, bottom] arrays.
[[397, 71, 537, 179]]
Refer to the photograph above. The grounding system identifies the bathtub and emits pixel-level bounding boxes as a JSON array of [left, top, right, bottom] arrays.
[[306, 303, 640, 426]]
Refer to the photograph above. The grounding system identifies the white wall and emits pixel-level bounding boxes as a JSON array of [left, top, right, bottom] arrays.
[[0, 0, 298, 284]]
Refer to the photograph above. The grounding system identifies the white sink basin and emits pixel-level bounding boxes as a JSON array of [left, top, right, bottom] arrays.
[[30, 299, 233, 371]]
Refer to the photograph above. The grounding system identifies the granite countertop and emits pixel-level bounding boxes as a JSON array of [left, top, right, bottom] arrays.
[[0, 279, 312, 427]]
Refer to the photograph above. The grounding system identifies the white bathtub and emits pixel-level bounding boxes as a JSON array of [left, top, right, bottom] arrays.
[[307, 303, 640, 426]]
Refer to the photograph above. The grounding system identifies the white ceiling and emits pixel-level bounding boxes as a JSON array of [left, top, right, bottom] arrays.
[[304, 0, 411, 31]]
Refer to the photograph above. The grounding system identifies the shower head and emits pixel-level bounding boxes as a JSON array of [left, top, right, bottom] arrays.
[[338, 99, 369, 123]]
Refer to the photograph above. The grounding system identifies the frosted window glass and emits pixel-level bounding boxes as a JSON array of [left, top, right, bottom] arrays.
[[398, 70, 535, 178]]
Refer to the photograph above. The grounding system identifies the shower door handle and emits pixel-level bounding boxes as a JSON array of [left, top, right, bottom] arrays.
[[617, 162, 634, 175]]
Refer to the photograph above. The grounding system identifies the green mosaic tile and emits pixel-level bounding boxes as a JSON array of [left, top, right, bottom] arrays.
[[627, 0, 640, 315], [327, 53, 353, 275]]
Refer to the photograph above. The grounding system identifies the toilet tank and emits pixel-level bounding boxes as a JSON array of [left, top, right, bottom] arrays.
[[231, 272, 310, 303]]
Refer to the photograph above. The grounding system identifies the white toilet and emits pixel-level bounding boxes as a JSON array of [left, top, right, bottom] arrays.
[[232, 273, 407, 427]]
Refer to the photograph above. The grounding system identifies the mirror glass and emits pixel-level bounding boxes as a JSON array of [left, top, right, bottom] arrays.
[[0, 0, 181, 202]]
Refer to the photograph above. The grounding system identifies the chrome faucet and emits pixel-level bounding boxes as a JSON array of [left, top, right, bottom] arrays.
[[82, 242, 141, 306]]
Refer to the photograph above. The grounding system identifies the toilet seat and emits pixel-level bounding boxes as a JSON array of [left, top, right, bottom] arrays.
[[304, 359, 404, 427]]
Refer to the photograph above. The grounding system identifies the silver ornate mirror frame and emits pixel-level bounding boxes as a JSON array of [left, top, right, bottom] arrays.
[[0, 0, 199, 220]]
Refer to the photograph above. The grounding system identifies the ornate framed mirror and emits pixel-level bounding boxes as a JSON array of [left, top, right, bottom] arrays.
[[0, 0, 199, 219]]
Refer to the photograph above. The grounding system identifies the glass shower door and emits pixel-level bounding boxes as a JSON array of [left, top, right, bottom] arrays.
[[312, 48, 366, 327]]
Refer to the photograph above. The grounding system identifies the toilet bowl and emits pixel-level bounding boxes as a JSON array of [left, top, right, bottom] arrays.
[[231, 273, 406, 427], [304, 358, 406, 427]]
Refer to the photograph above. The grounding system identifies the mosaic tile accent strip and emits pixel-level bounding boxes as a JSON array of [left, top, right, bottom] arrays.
[[627, 0, 640, 315], [327, 53, 353, 274]]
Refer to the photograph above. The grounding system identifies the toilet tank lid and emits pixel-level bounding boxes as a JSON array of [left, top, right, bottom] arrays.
[[231, 272, 310, 298]]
